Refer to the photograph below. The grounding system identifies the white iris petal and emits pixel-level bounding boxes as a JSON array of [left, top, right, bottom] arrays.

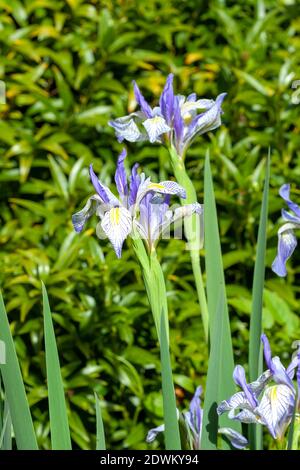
[[101, 207, 132, 258], [256, 384, 295, 439], [143, 116, 171, 143]]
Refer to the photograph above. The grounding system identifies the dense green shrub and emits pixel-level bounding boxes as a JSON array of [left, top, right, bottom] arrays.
[[0, 0, 300, 449]]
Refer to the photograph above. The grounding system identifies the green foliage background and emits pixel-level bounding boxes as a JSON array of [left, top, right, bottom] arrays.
[[1, 0, 300, 449]]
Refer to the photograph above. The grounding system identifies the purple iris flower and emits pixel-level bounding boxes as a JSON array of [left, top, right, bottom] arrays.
[[146, 386, 248, 450], [272, 184, 300, 277], [217, 334, 300, 441], [109, 74, 226, 156], [72, 149, 201, 257]]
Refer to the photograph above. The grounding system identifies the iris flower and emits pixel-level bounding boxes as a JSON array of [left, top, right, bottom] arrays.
[[146, 386, 248, 450], [72, 149, 201, 257], [217, 334, 300, 441], [272, 184, 300, 277], [109, 74, 226, 156]]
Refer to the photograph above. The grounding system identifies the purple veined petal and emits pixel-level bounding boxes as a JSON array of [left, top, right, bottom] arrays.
[[187, 92, 197, 102], [138, 192, 153, 244], [271, 226, 297, 277], [183, 92, 226, 149], [231, 408, 261, 424], [146, 423, 165, 443], [142, 116, 171, 143], [173, 96, 184, 149], [261, 333, 274, 372], [217, 391, 251, 415], [271, 357, 295, 390], [286, 355, 298, 380], [133, 81, 153, 118], [114, 149, 128, 198], [189, 386, 203, 434], [100, 206, 132, 258], [249, 369, 272, 397], [147, 180, 186, 198], [218, 428, 248, 450], [281, 209, 300, 225], [279, 184, 300, 218], [150, 195, 172, 243], [297, 350, 300, 398], [256, 384, 295, 439], [108, 114, 145, 143], [89, 164, 120, 206], [159, 73, 175, 125], [233, 365, 258, 408], [136, 178, 186, 207], [129, 163, 141, 207], [260, 335, 294, 389], [72, 194, 102, 233], [180, 99, 215, 122]]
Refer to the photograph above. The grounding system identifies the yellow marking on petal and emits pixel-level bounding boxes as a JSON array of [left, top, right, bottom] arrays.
[[148, 183, 164, 190], [151, 116, 162, 124], [270, 386, 278, 402], [110, 207, 120, 225]]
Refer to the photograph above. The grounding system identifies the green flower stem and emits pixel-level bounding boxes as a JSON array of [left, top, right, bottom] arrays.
[[131, 235, 181, 450], [131, 236, 168, 341], [168, 146, 209, 342]]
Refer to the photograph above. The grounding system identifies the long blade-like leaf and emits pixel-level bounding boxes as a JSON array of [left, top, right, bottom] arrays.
[[42, 282, 72, 450], [0, 292, 38, 449], [201, 291, 224, 449], [248, 153, 270, 450], [203, 153, 241, 447], [160, 312, 181, 450], [95, 393, 106, 450], [249, 153, 270, 379]]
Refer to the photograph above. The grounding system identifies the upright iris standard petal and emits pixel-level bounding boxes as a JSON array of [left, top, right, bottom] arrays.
[[261, 334, 294, 389], [272, 227, 297, 277], [72, 195, 102, 233], [261, 333, 274, 372], [218, 428, 248, 449], [101, 206, 132, 258], [233, 365, 258, 408], [173, 96, 184, 145], [187, 386, 203, 434], [159, 73, 175, 125], [133, 81, 153, 118], [129, 163, 141, 206], [115, 149, 128, 197]]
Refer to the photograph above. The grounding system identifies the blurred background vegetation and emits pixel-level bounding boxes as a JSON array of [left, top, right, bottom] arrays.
[[1, 0, 300, 449]]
